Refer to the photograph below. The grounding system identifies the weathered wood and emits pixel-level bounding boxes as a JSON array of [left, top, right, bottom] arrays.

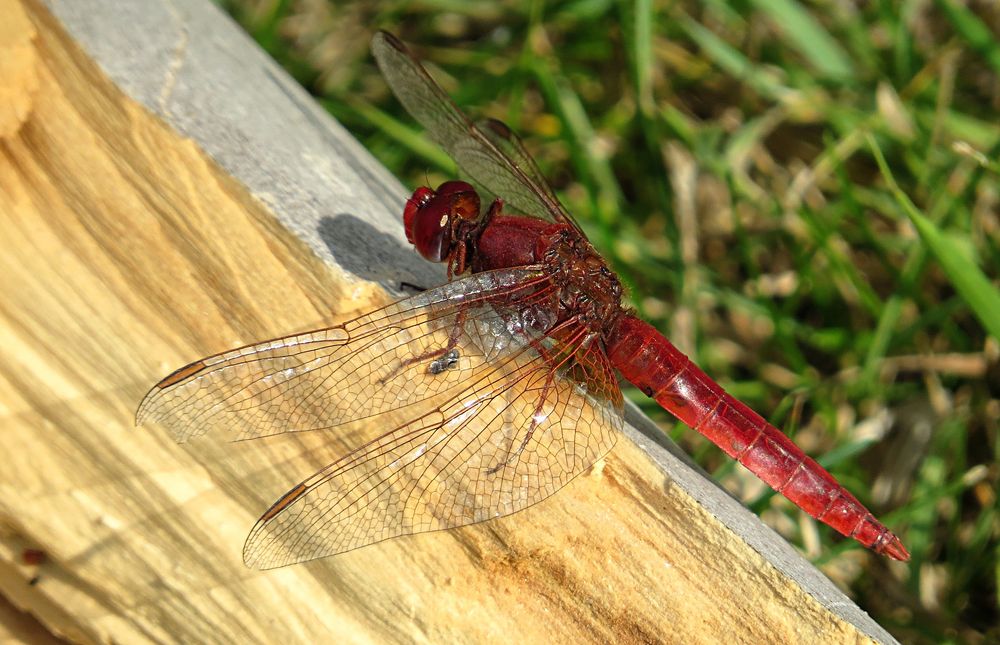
[[0, 0, 900, 642]]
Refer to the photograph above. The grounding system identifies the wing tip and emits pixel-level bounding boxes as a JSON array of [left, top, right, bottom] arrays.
[[134, 389, 160, 427], [135, 359, 210, 428], [371, 29, 405, 57]]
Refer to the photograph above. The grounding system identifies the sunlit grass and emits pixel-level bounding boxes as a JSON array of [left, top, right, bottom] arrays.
[[222, 1, 999, 641]]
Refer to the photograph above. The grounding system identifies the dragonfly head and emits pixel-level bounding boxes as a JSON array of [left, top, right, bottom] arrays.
[[403, 181, 481, 263]]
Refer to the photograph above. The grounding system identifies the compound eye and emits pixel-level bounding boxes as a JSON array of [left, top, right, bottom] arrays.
[[408, 195, 453, 263], [435, 180, 476, 197], [435, 182, 481, 221], [402, 182, 481, 264], [403, 187, 435, 244]]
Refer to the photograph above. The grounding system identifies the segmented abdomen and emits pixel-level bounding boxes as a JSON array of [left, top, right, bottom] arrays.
[[605, 314, 908, 560]]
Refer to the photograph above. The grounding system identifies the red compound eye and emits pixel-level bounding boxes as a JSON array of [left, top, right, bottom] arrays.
[[403, 186, 435, 245], [402, 182, 481, 263]]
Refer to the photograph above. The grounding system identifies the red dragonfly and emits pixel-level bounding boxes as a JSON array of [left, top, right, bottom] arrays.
[[137, 31, 908, 569]]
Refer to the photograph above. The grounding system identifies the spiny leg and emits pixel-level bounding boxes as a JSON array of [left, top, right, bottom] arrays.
[[484, 318, 586, 475], [486, 365, 557, 475], [376, 307, 469, 385]]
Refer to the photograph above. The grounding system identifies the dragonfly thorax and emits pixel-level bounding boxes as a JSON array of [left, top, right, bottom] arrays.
[[542, 228, 625, 334]]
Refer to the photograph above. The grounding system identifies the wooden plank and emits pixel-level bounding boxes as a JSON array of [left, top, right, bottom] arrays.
[[0, 0, 899, 642]]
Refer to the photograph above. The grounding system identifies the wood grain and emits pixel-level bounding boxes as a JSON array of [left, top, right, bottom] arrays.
[[0, 0, 897, 643]]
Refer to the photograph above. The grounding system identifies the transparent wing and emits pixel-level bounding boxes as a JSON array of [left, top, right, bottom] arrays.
[[471, 117, 582, 229], [242, 314, 623, 568], [137, 267, 623, 568], [136, 268, 552, 442], [371, 31, 583, 232]]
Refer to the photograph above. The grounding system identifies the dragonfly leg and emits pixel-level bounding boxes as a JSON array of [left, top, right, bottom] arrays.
[[448, 243, 466, 279], [448, 197, 504, 278], [486, 362, 557, 475], [480, 197, 504, 229], [376, 307, 469, 385], [428, 348, 460, 374], [484, 317, 593, 473]]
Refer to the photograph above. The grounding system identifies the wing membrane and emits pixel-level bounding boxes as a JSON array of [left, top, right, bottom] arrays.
[[136, 268, 551, 442], [371, 31, 581, 231], [470, 118, 581, 227], [138, 265, 625, 569], [242, 316, 623, 568]]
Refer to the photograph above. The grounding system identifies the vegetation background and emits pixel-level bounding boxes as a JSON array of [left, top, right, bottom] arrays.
[[218, 1, 998, 642]]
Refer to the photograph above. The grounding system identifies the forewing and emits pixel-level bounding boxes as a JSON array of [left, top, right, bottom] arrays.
[[242, 318, 623, 568], [136, 268, 552, 442], [472, 118, 583, 231], [371, 31, 577, 229]]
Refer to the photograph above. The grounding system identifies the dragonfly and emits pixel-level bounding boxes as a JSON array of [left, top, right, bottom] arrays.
[[136, 31, 909, 569]]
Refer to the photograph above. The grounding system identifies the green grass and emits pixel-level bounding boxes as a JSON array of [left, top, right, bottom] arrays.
[[221, 1, 999, 642]]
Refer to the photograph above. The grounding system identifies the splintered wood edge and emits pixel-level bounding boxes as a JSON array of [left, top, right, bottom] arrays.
[[19, 0, 898, 643]]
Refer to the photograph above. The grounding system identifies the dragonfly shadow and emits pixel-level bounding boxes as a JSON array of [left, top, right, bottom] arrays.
[[621, 401, 750, 515], [318, 214, 443, 295]]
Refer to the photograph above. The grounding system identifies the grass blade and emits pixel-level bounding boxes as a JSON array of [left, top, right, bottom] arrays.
[[869, 135, 1000, 341]]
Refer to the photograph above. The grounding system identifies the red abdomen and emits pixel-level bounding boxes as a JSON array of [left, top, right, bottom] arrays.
[[606, 314, 909, 560]]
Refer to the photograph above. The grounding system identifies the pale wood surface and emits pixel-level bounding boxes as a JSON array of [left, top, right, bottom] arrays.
[[0, 0, 898, 643]]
